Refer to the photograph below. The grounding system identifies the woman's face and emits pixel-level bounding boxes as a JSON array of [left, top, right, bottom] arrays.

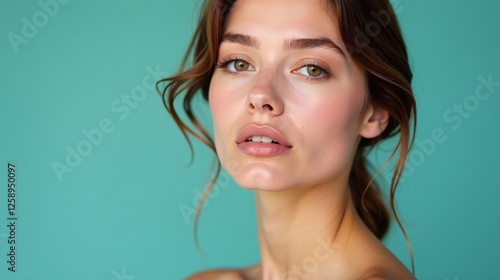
[[209, 0, 383, 191]]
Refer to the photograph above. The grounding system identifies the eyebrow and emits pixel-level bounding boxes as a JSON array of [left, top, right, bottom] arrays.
[[221, 32, 345, 58], [222, 33, 260, 48]]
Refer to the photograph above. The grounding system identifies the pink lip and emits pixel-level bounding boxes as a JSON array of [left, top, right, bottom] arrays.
[[236, 124, 292, 157]]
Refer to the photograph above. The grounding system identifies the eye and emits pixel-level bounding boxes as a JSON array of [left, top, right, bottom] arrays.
[[296, 64, 328, 78], [306, 65, 322, 76], [217, 58, 255, 73], [231, 59, 252, 71]]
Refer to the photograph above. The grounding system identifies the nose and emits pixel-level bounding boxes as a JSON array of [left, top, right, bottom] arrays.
[[246, 69, 284, 115]]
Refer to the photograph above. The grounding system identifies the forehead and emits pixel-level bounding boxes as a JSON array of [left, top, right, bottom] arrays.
[[225, 0, 340, 41]]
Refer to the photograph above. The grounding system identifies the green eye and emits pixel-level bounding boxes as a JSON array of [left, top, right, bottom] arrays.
[[294, 64, 330, 81], [306, 65, 323, 77], [232, 59, 250, 71]]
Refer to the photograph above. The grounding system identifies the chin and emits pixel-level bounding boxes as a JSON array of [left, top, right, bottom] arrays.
[[236, 181, 291, 192], [227, 164, 292, 192]]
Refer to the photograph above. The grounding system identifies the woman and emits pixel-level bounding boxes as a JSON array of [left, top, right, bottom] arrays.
[[158, 0, 416, 279]]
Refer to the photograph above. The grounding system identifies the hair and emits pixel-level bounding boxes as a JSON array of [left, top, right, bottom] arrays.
[[157, 0, 416, 272]]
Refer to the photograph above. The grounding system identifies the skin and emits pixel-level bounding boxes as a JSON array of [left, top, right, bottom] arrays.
[[189, 0, 415, 279]]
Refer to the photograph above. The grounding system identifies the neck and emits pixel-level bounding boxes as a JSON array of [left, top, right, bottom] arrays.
[[254, 179, 359, 279]]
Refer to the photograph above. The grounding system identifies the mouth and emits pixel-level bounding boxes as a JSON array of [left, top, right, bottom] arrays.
[[236, 124, 292, 148], [236, 124, 292, 157], [245, 136, 281, 145]]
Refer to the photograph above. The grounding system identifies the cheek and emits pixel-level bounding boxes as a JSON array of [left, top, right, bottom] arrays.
[[321, 76, 366, 138], [295, 84, 366, 174], [208, 73, 243, 160], [208, 78, 227, 148], [321, 95, 362, 134], [306, 98, 359, 150], [296, 80, 365, 142], [209, 70, 254, 132]]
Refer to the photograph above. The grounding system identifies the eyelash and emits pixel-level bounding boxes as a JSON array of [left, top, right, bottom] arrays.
[[297, 62, 332, 82], [216, 57, 249, 76], [216, 57, 332, 81]]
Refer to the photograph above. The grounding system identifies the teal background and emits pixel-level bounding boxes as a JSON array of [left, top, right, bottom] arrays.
[[0, 0, 499, 279]]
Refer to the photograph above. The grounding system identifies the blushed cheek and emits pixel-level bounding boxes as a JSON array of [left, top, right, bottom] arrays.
[[208, 77, 242, 164], [304, 90, 365, 170], [208, 82, 226, 154], [309, 90, 362, 134], [314, 101, 354, 149]]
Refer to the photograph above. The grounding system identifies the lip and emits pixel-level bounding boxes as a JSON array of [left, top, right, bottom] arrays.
[[236, 124, 292, 157]]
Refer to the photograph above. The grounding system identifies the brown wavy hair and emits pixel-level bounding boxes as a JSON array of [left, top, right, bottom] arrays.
[[157, 0, 416, 272]]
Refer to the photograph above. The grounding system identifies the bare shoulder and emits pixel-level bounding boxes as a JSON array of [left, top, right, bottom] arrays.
[[359, 272, 416, 280], [349, 229, 415, 280], [354, 251, 415, 280], [359, 276, 394, 280], [186, 269, 243, 280], [186, 265, 259, 280], [359, 276, 387, 280]]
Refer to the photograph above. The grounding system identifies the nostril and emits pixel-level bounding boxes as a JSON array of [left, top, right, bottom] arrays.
[[248, 102, 274, 111], [263, 104, 273, 111]]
